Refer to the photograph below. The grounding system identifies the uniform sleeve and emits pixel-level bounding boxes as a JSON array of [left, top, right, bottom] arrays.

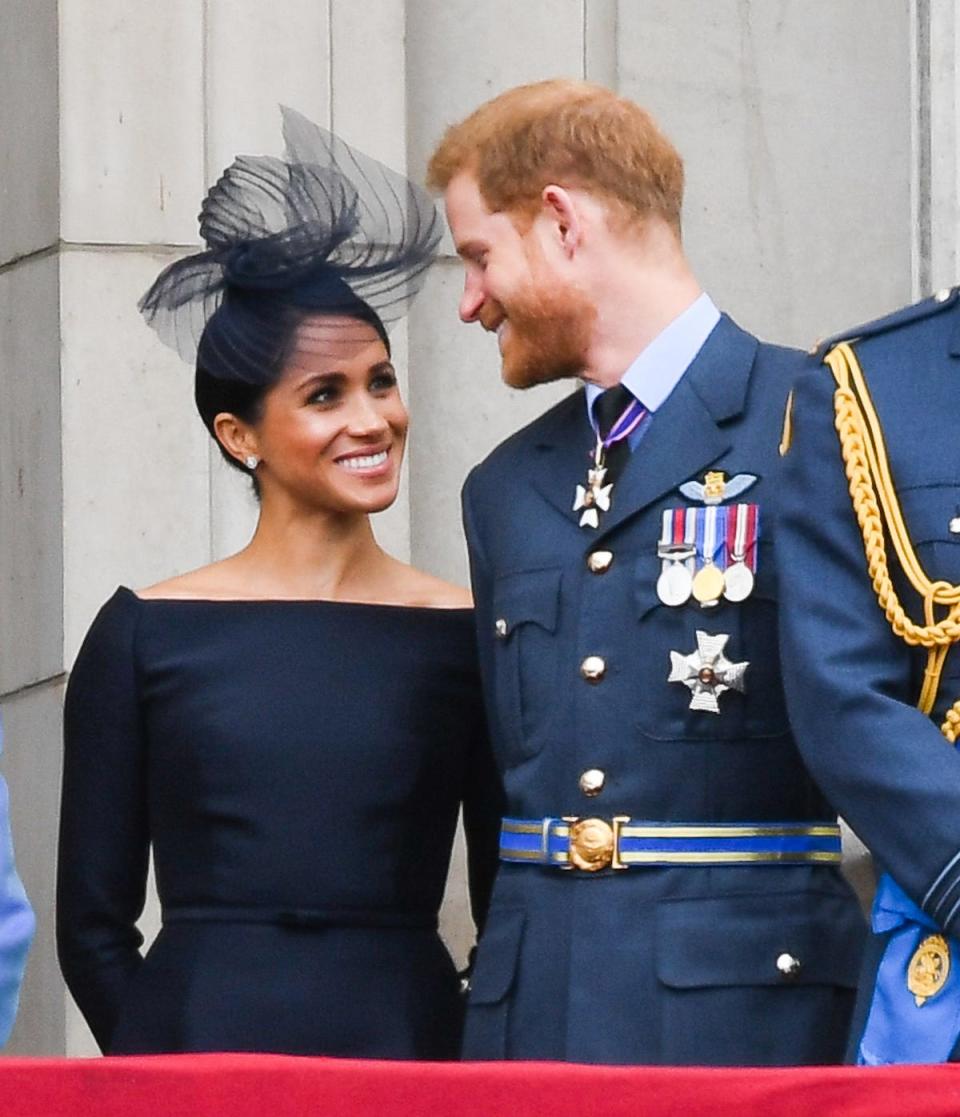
[[778, 367, 960, 933], [57, 590, 150, 1051], [461, 470, 505, 937], [0, 720, 35, 1047]]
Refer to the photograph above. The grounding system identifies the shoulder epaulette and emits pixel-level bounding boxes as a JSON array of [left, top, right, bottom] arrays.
[[808, 285, 959, 360]]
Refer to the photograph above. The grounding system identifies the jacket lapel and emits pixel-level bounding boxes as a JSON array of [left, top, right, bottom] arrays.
[[594, 314, 758, 540], [520, 314, 759, 535]]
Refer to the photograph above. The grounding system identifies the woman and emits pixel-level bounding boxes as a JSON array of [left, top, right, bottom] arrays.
[[56, 109, 501, 1058]]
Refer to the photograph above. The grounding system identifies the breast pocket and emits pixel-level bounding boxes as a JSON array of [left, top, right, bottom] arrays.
[[633, 539, 789, 741], [491, 568, 562, 764]]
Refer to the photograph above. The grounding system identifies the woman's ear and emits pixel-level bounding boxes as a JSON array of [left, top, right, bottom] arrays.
[[213, 412, 259, 467]]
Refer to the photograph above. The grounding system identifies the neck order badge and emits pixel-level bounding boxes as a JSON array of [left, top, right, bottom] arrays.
[[574, 386, 646, 529]]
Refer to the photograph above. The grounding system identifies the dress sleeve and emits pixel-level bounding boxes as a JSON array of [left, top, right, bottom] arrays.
[[778, 367, 960, 932], [0, 719, 35, 1047], [57, 590, 150, 1051], [461, 470, 505, 937]]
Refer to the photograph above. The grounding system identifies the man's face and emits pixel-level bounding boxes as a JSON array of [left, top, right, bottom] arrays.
[[444, 171, 594, 388]]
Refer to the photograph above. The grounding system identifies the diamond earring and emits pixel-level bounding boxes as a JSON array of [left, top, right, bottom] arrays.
[[243, 455, 259, 470]]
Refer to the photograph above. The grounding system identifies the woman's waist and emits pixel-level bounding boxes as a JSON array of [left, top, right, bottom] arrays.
[[161, 901, 438, 930]]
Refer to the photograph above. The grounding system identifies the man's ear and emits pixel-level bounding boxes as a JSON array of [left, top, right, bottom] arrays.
[[213, 412, 260, 467], [540, 184, 581, 257]]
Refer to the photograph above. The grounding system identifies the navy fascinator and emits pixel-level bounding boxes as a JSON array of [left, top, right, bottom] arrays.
[[139, 107, 442, 384]]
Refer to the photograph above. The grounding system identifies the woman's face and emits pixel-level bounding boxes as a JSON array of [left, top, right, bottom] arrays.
[[248, 315, 407, 515]]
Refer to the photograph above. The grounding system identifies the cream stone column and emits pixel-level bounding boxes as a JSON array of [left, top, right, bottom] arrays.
[[0, 0, 64, 1057]]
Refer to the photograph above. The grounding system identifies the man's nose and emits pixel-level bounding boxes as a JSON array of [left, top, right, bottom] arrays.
[[459, 274, 484, 323]]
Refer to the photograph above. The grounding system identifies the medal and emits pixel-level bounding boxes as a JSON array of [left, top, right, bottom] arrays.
[[573, 442, 613, 530], [658, 559, 694, 606], [692, 562, 724, 605], [573, 393, 648, 529], [907, 934, 951, 1006], [692, 504, 724, 607], [723, 559, 754, 602], [668, 630, 749, 714], [657, 519, 696, 607]]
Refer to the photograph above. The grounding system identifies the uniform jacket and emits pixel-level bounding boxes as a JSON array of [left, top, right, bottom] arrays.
[[778, 289, 960, 1059], [462, 313, 866, 1066]]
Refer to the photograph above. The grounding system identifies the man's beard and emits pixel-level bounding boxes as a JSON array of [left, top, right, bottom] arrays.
[[494, 282, 596, 390]]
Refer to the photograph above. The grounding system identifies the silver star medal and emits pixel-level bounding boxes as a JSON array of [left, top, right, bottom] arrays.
[[668, 631, 749, 714], [573, 444, 613, 529]]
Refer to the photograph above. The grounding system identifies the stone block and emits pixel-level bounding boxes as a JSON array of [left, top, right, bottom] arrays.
[[618, 0, 914, 346], [60, 249, 211, 662], [0, 255, 62, 695], [204, 0, 331, 184], [59, 0, 204, 245], [0, 0, 58, 265]]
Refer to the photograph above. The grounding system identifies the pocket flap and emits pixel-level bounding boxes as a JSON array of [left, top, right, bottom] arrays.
[[493, 569, 561, 636], [468, 908, 525, 1004], [900, 484, 960, 545], [656, 891, 864, 990]]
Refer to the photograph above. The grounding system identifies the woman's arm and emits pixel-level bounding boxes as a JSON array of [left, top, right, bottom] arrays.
[[57, 590, 150, 1051]]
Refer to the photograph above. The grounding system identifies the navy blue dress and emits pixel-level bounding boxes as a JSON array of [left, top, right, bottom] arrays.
[[57, 587, 501, 1057]]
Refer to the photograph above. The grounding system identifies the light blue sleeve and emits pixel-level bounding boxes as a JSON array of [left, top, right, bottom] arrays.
[[0, 715, 35, 1046]]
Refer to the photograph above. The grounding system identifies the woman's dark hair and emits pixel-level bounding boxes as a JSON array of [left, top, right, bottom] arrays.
[[194, 287, 390, 496]]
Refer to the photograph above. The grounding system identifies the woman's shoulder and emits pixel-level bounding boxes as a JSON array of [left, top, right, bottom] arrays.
[[386, 562, 473, 610], [134, 560, 244, 601]]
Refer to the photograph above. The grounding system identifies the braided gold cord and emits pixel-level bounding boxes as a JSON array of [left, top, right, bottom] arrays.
[[944, 702, 960, 745], [825, 342, 960, 722]]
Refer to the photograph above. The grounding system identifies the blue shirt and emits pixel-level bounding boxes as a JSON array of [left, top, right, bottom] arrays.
[[584, 292, 721, 449], [0, 716, 34, 1046]]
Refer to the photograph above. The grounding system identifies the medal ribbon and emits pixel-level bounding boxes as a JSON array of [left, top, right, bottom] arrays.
[[858, 873, 960, 1065], [724, 504, 760, 571], [695, 505, 725, 571], [600, 397, 647, 450]]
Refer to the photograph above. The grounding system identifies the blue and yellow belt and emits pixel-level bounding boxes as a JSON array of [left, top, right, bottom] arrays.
[[499, 816, 842, 871]]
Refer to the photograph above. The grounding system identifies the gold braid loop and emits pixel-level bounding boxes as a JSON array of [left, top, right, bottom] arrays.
[[826, 342, 960, 723], [944, 702, 960, 745]]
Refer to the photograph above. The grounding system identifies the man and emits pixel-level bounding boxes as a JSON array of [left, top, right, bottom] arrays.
[[0, 715, 34, 1046], [427, 79, 866, 1066], [778, 290, 960, 1064]]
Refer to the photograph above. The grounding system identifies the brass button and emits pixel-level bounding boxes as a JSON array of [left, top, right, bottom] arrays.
[[587, 550, 613, 574], [776, 952, 802, 980], [495, 618, 508, 639], [934, 287, 953, 303], [579, 769, 606, 797], [580, 655, 606, 682]]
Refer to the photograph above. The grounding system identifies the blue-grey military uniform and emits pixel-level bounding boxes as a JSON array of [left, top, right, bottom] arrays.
[[461, 312, 866, 1065], [779, 288, 960, 1064]]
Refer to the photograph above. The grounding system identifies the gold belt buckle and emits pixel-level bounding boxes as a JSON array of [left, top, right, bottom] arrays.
[[563, 815, 630, 871]]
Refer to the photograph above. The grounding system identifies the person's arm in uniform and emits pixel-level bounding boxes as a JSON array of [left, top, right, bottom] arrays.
[[57, 591, 150, 1052], [0, 718, 35, 1045], [778, 364, 960, 929], [460, 468, 506, 934]]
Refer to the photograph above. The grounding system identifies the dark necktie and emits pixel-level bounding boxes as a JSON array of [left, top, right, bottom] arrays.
[[594, 384, 635, 487]]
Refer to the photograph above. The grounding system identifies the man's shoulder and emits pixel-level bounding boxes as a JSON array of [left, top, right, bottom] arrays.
[[466, 387, 583, 491], [810, 286, 960, 361]]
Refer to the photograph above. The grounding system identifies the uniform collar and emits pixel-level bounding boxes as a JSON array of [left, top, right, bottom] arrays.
[[584, 292, 721, 428]]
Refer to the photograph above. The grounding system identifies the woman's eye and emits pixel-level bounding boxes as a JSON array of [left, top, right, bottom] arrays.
[[370, 372, 398, 393], [307, 386, 338, 406]]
